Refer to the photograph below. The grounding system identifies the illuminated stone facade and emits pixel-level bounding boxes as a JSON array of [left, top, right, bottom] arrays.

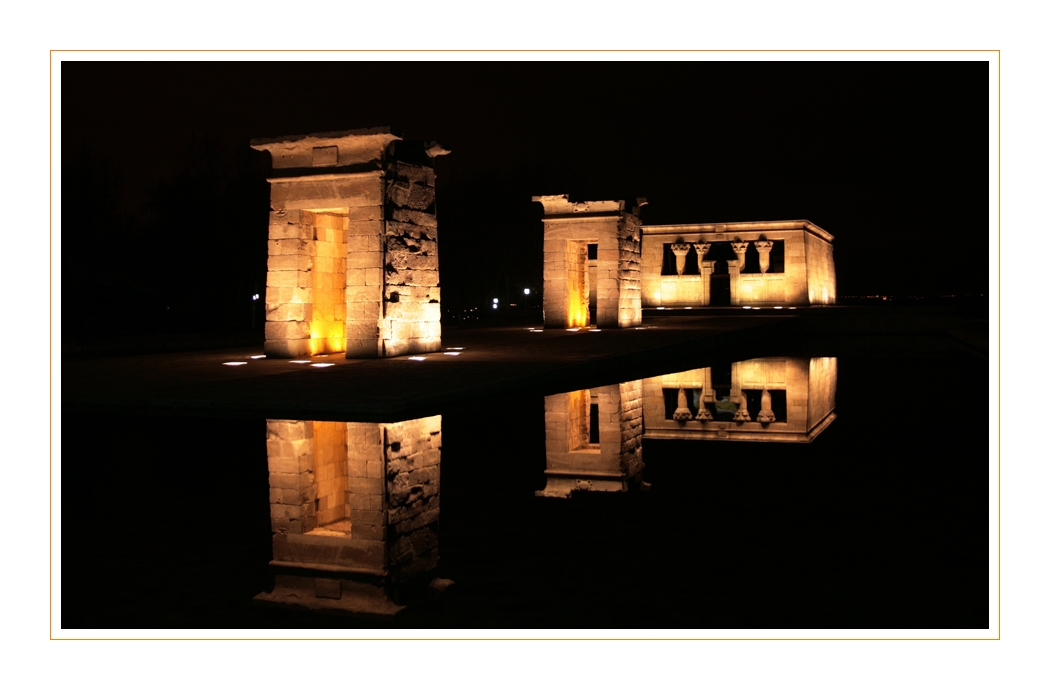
[[537, 196, 836, 327], [642, 357, 838, 443], [642, 221, 836, 308], [257, 415, 443, 615], [533, 195, 644, 329], [537, 381, 644, 497], [252, 127, 448, 358]]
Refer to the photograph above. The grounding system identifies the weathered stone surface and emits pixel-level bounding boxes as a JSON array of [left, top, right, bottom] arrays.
[[259, 127, 443, 359]]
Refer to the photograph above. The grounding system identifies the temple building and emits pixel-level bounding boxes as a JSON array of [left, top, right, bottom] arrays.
[[642, 220, 837, 309], [536, 195, 836, 329], [252, 127, 448, 359]]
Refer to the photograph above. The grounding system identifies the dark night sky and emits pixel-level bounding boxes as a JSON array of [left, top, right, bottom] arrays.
[[61, 60, 989, 334]]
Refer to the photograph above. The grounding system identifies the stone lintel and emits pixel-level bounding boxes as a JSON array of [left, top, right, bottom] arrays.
[[267, 170, 386, 185], [643, 220, 834, 242], [541, 212, 626, 221], [252, 127, 403, 170], [543, 469, 626, 479], [533, 194, 625, 216]]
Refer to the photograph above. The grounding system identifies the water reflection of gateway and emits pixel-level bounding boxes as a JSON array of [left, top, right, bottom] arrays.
[[256, 415, 444, 615], [536, 382, 644, 498], [537, 357, 837, 497]]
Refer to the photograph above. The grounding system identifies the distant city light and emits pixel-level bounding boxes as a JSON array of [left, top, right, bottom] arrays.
[[252, 294, 260, 301], [523, 288, 531, 295], [493, 298, 499, 303], [492, 303, 498, 309]]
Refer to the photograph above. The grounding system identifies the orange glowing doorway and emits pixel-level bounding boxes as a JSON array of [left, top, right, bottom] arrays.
[[306, 211, 348, 355], [566, 240, 590, 328]]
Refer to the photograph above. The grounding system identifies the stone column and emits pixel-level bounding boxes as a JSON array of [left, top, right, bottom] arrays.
[[730, 367, 750, 422], [731, 241, 749, 267], [754, 240, 774, 274], [699, 260, 715, 306], [695, 386, 713, 421], [694, 243, 713, 306], [673, 387, 693, 423], [727, 259, 742, 305], [671, 243, 692, 276], [756, 388, 776, 423]]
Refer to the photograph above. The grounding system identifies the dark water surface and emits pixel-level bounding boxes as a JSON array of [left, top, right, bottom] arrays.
[[62, 343, 988, 630]]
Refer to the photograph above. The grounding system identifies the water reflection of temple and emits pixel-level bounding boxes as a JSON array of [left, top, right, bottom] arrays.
[[255, 415, 444, 615], [537, 357, 837, 497], [644, 356, 837, 443]]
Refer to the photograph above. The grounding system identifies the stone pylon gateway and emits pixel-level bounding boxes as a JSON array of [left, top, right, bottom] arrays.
[[533, 195, 645, 329], [252, 127, 449, 358]]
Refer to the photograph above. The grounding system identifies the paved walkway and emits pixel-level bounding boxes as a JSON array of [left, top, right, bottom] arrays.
[[62, 315, 800, 421]]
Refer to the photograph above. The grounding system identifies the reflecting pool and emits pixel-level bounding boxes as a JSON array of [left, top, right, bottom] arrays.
[[62, 343, 988, 630]]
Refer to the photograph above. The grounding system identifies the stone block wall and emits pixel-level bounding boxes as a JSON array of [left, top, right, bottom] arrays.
[[253, 128, 446, 359], [617, 375, 642, 478], [617, 212, 643, 327], [384, 415, 442, 584], [313, 421, 350, 530], [266, 420, 318, 535], [805, 232, 837, 305], [807, 356, 838, 431], [640, 221, 831, 307], [381, 161, 442, 357]]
